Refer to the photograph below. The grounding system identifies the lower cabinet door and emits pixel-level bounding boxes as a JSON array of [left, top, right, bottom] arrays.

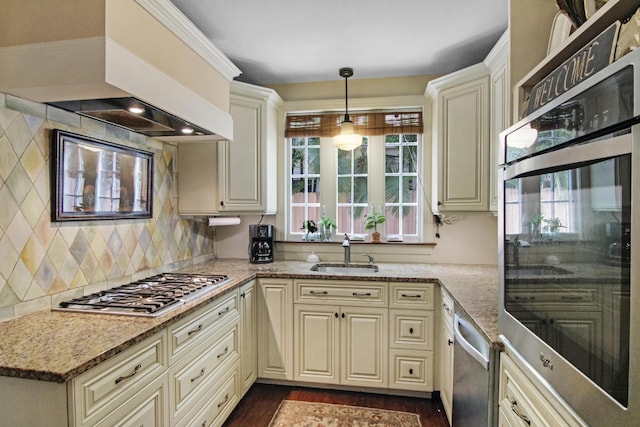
[[294, 304, 340, 384], [257, 279, 294, 380], [341, 306, 388, 388]]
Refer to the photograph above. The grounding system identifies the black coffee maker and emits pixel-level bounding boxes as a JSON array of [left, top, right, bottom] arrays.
[[249, 224, 274, 263]]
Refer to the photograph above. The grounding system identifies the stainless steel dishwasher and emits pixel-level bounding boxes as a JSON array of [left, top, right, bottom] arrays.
[[452, 310, 499, 427]]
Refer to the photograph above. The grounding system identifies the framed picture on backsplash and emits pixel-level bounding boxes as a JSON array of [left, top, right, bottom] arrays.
[[51, 130, 154, 221]]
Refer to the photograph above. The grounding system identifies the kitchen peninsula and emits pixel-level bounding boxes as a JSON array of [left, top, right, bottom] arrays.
[[0, 260, 497, 426]]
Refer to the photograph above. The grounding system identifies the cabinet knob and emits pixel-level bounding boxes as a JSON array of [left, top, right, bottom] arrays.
[[342, 313, 345, 318], [448, 339, 453, 346], [335, 312, 339, 318], [220, 201, 225, 207], [409, 368, 414, 375], [409, 327, 414, 335]]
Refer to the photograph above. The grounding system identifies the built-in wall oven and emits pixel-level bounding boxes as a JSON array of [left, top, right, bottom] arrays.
[[499, 47, 640, 425]]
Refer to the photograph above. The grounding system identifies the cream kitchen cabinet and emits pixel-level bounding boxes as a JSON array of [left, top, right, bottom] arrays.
[[484, 31, 510, 213], [178, 82, 282, 215], [499, 351, 587, 426], [0, 287, 248, 427], [388, 283, 435, 392], [0, 330, 170, 427], [425, 63, 490, 212], [257, 278, 294, 380], [239, 279, 257, 396], [439, 288, 455, 424], [218, 81, 282, 213], [71, 330, 169, 427], [293, 279, 388, 389], [294, 303, 388, 389]]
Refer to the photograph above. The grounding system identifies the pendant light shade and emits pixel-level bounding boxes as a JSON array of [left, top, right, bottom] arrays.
[[334, 67, 362, 151]]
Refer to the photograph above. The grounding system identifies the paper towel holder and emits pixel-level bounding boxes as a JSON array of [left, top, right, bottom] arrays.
[[208, 216, 241, 227]]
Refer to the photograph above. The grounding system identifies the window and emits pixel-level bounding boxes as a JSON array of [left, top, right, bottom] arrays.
[[337, 138, 368, 234], [286, 130, 423, 241], [289, 137, 321, 236], [384, 134, 419, 236]]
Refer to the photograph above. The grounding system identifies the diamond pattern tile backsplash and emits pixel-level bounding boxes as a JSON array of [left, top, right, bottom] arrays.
[[0, 94, 214, 321]]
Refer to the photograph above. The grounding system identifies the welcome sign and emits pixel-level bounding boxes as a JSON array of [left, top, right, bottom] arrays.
[[526, 21, 620, 116]]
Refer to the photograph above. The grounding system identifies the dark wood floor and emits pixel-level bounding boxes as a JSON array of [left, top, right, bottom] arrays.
[[223, 382, 450, 427]]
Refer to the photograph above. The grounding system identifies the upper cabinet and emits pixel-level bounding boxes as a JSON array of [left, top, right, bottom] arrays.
[[485, 32, 510, 213], [218, 82, 283, 214], [178, 82, 282, 215], [426, 63, 490, 212]]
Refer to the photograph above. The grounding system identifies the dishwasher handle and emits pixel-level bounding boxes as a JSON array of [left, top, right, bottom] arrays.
[[454, 314, 489, 370]]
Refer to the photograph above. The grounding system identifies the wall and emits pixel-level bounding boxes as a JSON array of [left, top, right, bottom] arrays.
[[0, 93, 214, 321]]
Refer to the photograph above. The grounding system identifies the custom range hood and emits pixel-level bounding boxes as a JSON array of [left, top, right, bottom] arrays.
[[0, 0, 241, 142]]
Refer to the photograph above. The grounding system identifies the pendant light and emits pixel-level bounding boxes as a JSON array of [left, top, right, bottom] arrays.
[[333, 67, 362, 151]]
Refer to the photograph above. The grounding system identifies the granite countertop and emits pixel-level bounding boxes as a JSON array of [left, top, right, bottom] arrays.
[[0, 259, 498, 383]]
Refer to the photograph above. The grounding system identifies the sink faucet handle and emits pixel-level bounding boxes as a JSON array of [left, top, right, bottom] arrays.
[[362, 254, 374, 264]]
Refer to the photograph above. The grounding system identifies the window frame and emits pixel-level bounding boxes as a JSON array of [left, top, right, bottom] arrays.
[[279, 96, 430, 243]]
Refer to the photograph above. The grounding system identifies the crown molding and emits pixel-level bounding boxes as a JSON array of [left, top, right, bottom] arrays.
[[424, 62, 490, 98], [135, 0, 241, 81]]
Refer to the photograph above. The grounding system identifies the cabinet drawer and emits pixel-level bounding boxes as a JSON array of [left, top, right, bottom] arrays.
[[168, 291, 238, 363], [176, 360, 240, 427], [389, 349, 433, 392], [169, 322, 239, 423], [94, 375, 169, 427], [294, 279, 386, 306], [390, 283, 434, 309], [499, 353, 572, 427], [390, 309, 434, 350], [71, 331, 168, 426]]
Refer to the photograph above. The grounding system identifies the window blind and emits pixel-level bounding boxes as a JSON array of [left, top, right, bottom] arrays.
[[285, 110, 423, 138]]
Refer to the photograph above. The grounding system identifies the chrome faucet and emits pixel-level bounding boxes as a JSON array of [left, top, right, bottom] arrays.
[[342, 234, 351, 264], [362, 254, 374, 264]]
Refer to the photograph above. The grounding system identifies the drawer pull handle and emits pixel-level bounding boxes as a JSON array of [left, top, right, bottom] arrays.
[[217, 346, 229, 359], [188, 324, 203, 336], [514, 296, 535, 301], [115, 363, 142, 384], [218, 306, 230, 316], [310, 290, 328, 295], [510, 398, 531, 425], [352, 292, 372, 297], [217, 393, 229, 408], [191, 368, 206, 382], [401, 293, 422, 298]]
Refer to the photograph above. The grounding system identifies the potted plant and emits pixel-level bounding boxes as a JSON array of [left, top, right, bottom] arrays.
[[301, 220, 318, 241], [364, 209, 386, 242], [319, 214, 337, 241]]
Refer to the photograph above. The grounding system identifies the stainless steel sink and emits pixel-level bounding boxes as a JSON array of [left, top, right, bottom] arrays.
[[311, 263, 379, 274], [506, 264, 571, 277]]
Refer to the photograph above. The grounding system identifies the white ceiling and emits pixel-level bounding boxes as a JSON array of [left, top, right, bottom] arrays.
[[170, 0, 509, 86]]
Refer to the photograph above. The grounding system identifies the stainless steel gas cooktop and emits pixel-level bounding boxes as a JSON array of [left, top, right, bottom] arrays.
[[55, 273, 232, 317]]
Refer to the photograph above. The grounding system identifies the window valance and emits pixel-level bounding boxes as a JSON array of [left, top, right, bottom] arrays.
[[285, 110, 423, 138]]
